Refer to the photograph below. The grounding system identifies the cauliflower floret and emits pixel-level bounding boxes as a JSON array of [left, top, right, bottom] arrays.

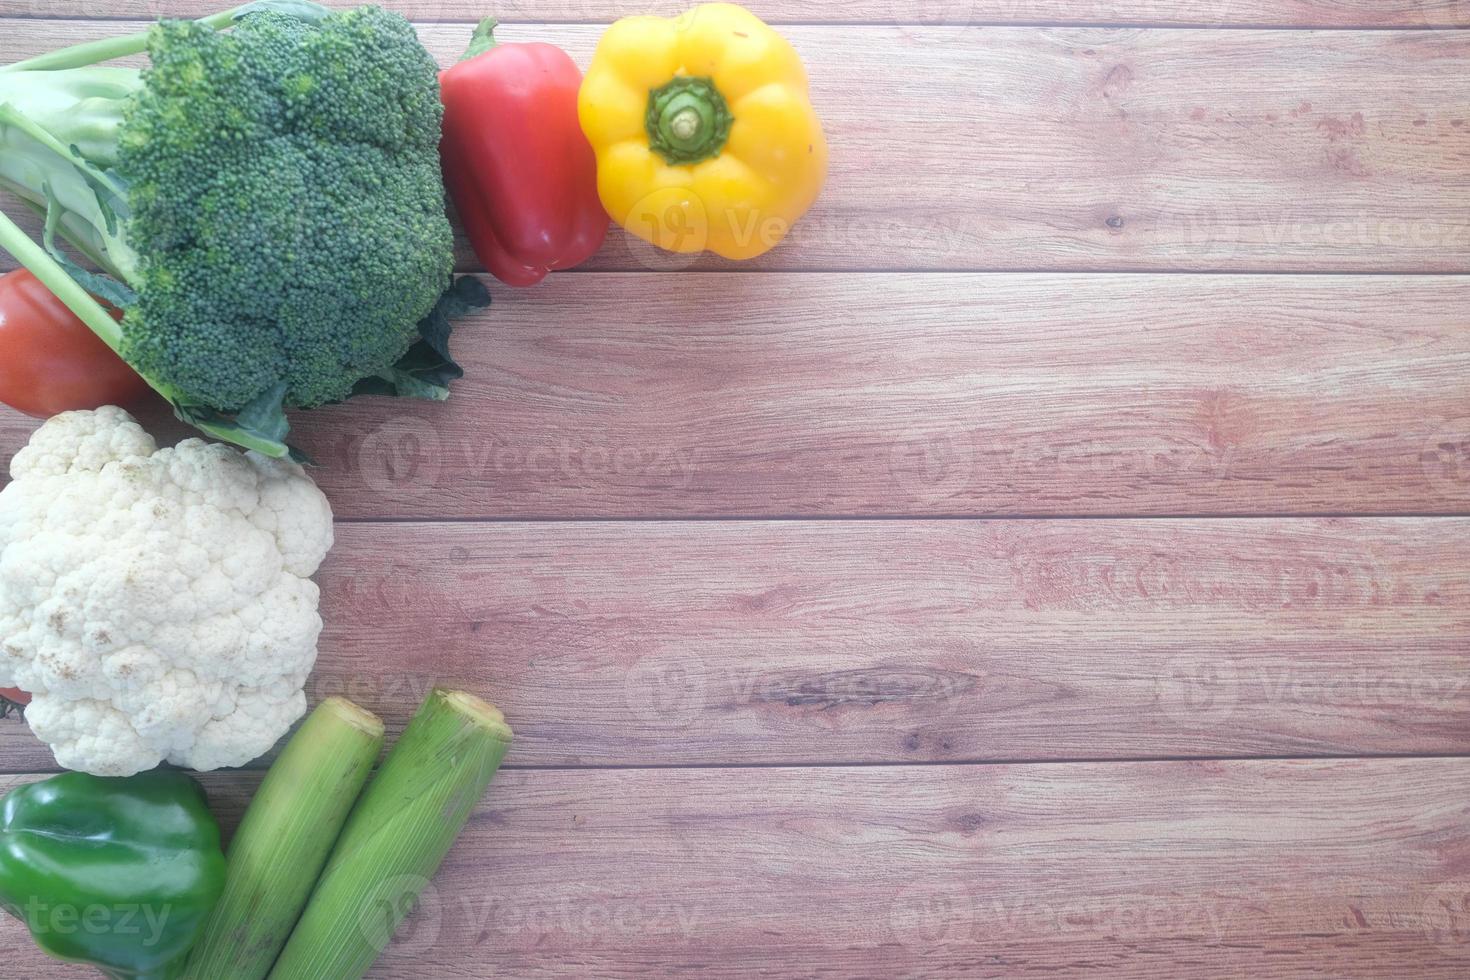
[[0, 408, 334, 776]]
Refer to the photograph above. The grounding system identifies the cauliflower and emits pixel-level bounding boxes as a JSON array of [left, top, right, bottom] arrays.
[[0, 407, 334, 776]]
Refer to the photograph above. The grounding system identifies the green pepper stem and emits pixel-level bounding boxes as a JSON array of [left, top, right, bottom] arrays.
[[459, 17, 500, 62]]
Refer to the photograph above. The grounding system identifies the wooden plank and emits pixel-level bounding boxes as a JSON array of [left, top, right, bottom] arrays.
[[5, 273, 1465, 519], [3, 0, 1465, 28], [3, 758, 1469, 977], [1, 518, 1466, 771], [3, 22, 1470, 273]]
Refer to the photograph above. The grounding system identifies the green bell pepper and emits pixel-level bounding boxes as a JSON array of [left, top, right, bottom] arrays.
[[0, 770, 227, 980]]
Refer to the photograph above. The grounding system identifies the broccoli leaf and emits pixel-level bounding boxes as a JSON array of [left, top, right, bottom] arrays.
[[173, 388, 297, 461], [235, 382, 291, 444], [419, 274, 489, 364], [37, 184, 139, 310], [350, 275, 490, 402]]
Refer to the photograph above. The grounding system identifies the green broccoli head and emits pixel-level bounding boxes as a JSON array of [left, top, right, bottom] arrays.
[[117, 6, 453, 410]]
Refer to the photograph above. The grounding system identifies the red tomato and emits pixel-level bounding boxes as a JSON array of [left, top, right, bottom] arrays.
[[0, 269, 150, 418], [0, 687, 30, 706]]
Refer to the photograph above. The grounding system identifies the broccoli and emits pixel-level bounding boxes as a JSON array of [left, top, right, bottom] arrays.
[[0, 2, 487, 457]]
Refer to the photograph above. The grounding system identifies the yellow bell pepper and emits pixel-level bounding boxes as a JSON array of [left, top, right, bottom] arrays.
[[578, 3, 827, 260]]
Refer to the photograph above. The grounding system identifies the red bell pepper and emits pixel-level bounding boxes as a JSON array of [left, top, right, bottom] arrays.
[[440, 19, 608, 287]]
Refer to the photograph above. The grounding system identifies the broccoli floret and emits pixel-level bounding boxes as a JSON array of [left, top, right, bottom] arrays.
[[0, 2, 483, 455], [120, 8, 451, 409]]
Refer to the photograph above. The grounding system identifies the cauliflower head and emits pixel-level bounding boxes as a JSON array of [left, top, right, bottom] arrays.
[[0, 407, 334, 776]]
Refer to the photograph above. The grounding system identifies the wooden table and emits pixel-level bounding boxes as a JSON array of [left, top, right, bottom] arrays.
[[3, 1, 1470, 976]]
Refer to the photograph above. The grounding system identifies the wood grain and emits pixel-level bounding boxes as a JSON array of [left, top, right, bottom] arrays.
[[1, 517, 1466, 771], [2, 0, 1465, 28], [4, 22, 1470, 274], [5, 273, 1465, 519], [3, 758, 1469, 978]]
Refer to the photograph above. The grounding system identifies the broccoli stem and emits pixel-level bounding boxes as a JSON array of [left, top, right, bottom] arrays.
[[6, 196, 114, 274], [0, 206, 297, 459], [0, 209, 127, 354], [0, 103, 127, 206], [0, 68, 140, 280], [1, 11, 234, 72], [1, 1, 333, 73]]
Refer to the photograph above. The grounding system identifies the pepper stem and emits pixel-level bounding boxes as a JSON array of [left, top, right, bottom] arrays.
[[645, 76, 733, 166], [460, 17, 500, 62], [669, 106, 701, 141]]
